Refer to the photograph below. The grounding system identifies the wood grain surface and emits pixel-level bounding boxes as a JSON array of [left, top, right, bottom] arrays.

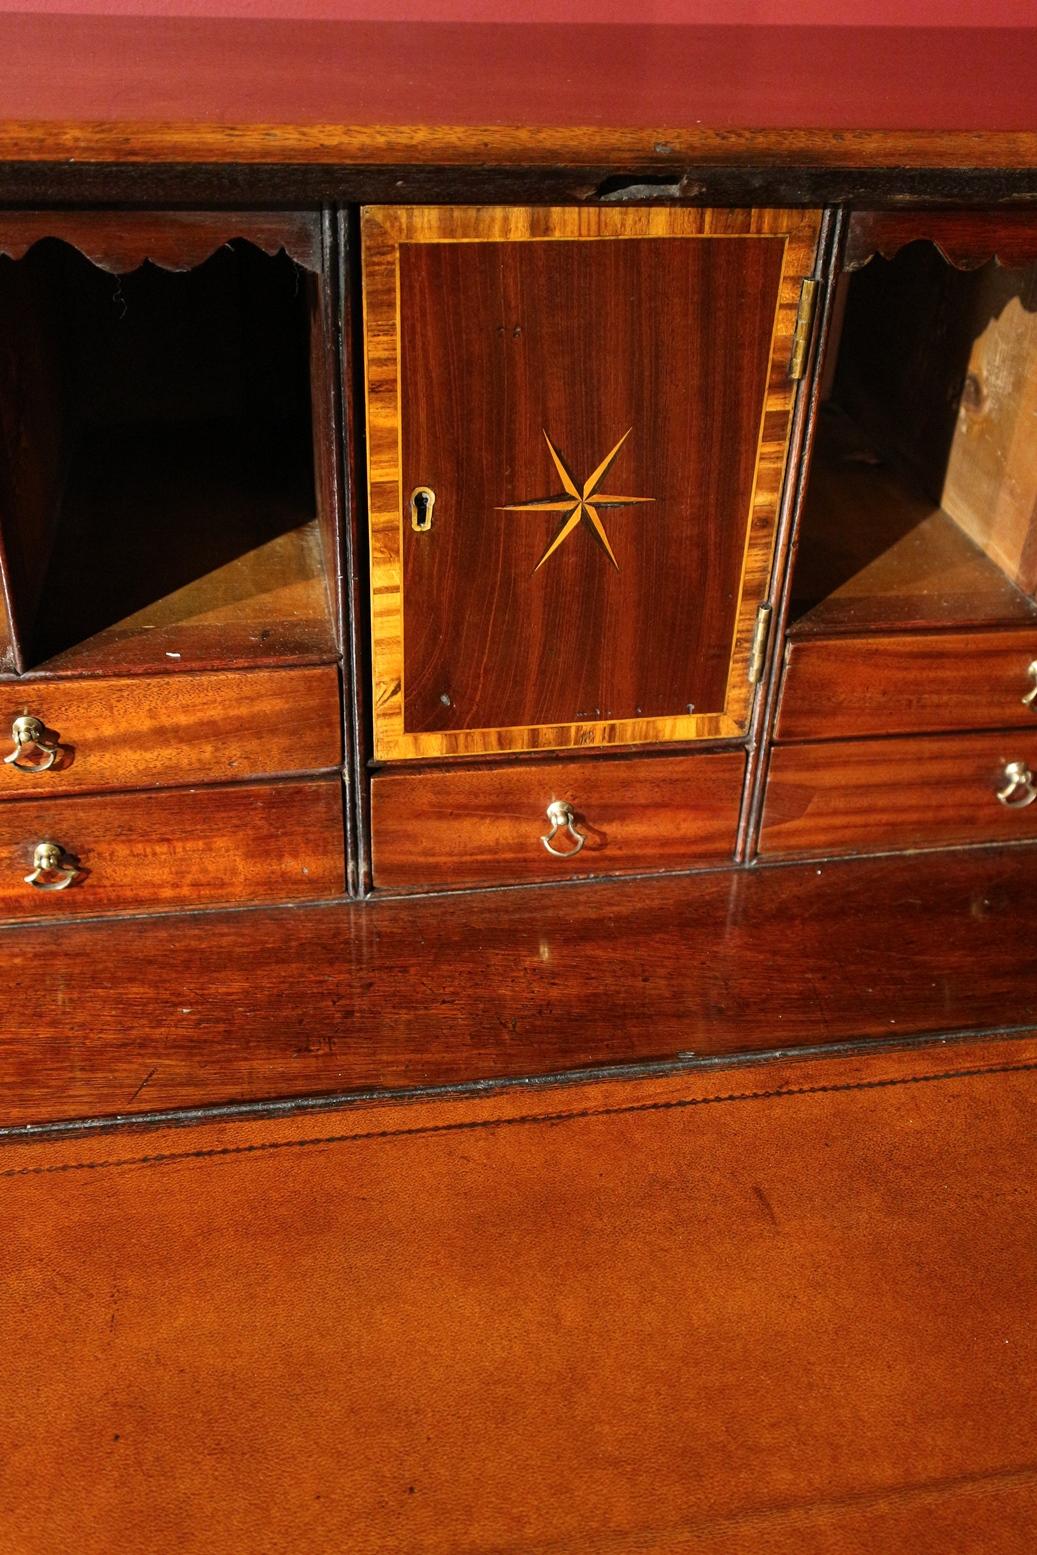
[[776, 629, 1037, 742], [939, 263, 1037, 600], [365, 205, 819, 759], [1, 845, 1036, 1126], [0, 776, 344, 924], [761, 731, 1037, 858], [371, 751, 743, 890], [4, 1036, 1037, 1553], [845, 210, 1037, 273], [1, 18, 1036, 164], [0, 665, 342, 798], [0, 545, 14, 675], [0, 211, 323, 275], [789, 410, 1037, 637]]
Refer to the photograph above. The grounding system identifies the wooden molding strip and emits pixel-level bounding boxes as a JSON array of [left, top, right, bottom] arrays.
[[845, 210, 1037, 273], [2, 124, 1037, 172], [0, 211, 324, 275]]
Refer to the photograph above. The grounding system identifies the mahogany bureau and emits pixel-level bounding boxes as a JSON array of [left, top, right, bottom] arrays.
[[0, 17, 1035, 1129]]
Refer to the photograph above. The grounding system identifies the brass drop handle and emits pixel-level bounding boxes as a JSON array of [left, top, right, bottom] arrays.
[[996, 761, 1037, 810], [541, 800, 586, 858], [1023, 661, 1037, 710], [24, 841, 78, 891], [5, 715, 60, 774]]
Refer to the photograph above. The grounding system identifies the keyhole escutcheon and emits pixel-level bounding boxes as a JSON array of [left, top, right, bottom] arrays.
[[410, 486, 436, 532]]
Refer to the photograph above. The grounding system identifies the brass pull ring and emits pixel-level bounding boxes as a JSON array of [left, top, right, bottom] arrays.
[[541, 800, 586, 858], [5, 715, 60, 774], [24, 841, 78, 892], [997, 760, 1037, 810], [1023, 661, 1037, 710]]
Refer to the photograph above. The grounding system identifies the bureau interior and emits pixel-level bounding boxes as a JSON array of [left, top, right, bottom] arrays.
[[0, 236, 335, 674], [790, 241, 1037, 636]]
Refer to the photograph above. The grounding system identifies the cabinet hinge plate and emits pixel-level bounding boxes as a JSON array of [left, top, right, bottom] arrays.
[[748, 603, 773, 685], [789, 278, 820, 380]]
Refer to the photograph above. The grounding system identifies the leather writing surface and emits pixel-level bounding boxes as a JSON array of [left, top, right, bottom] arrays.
[[1, 19, 1036, 140], [4, 1035, 1037, 1553]]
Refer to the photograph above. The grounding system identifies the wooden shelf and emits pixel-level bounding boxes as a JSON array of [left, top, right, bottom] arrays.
[[789, 409, 1037, 637], [23, 421, 335, 676]]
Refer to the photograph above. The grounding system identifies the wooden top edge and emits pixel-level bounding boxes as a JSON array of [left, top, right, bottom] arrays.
[[0, 19, 1034, 167], [3, 124, 1037, 171]]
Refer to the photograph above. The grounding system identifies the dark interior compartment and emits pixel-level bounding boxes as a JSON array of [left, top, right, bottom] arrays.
[[791, 243, 1037, 637], [0, 238, 335, 674]]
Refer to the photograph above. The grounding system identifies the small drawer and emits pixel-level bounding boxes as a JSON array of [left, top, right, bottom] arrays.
[[0, 777, 344, 922], [0, 665, 341, 798], [776, 629, 1037, 742], [760, 732, 1037, 859], [371, 751, 744, 891]]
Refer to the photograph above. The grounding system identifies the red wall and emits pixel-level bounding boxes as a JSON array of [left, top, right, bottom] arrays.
[[0, 1, 1031, 21]]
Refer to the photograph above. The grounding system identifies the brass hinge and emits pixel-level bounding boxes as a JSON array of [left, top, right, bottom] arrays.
[[748, 603, 773, 685], [789, 278, 821, 380]]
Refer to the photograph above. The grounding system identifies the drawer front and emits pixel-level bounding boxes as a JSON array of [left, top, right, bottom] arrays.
[[0, 665, 341, 797], [777, 629, 1037, 742], [760, 732, 1037, 858], [0, 777, 343, 921], [371, 752, 744, 890]]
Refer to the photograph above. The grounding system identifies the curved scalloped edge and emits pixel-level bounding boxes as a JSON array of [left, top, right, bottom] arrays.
[[843, 214, 1037, 275], [845, 240, 1032, 274], [0, 214, 323, 274]]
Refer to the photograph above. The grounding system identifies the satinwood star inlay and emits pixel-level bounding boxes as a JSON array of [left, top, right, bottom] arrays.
[[497, 429, 653, 572]]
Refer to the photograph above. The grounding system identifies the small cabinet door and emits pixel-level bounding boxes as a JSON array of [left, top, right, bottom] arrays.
[[363, 205, 820, 761]]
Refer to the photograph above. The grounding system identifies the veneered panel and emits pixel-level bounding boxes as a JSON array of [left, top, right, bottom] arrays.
[[365, 206, 820, 759], [398, 236, 783, 735]]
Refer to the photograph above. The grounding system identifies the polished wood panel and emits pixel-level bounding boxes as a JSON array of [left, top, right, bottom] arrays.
[[0, 776, 343, 924], [395, 230, 782, 741], [1, 846, 1036, 1126], [371, 751, 743, 890], [365, 205, 819, 759], [307, 216, 345, 651], [29, 450, 336, 677], [0, 666, 341, 798], [0, 529, 17, 674], [5, 1037, 1037, 1553], [0, 580, 13, 674], [790, 410, 1037, 636], [777, 630, 1037, 742], [831, 246, 1037, 615], [738, 208, 845, 862], [0, 211, 322, 274], [845, 210, 1037, 273], [760, 732, 1037, 858], [940, 264, 1037, 599], [1, 18, 1036, 162]]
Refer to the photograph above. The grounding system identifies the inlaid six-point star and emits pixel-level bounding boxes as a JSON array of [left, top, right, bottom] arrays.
[[498, 429, 653, 572]]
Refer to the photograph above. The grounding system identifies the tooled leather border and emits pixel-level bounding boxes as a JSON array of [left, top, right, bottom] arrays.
[[4, 1059, 1036, 1179]]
